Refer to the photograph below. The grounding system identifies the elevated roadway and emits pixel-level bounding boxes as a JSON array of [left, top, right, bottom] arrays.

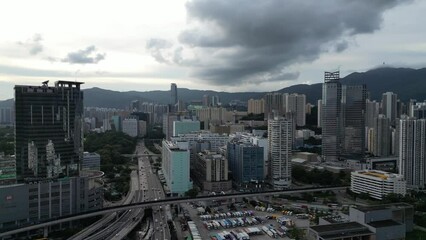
[[0, 185, 348, 238]]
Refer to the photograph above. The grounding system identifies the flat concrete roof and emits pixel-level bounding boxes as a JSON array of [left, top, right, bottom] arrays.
[[310, 222, 373, 240], [368, 220, 402, 228]]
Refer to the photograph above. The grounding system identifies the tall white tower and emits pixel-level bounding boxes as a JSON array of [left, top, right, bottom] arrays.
[[398, 116, 426, 189], [268, 116, 293, 189]]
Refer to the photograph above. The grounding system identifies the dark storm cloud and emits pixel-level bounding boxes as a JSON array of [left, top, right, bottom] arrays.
[[17, 33, 44, 55], [175, 0, 408, 85], [62, 45, 106, 64]]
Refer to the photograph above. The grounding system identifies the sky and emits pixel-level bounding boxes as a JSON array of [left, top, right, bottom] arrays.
[[0, 0, 426, 100]]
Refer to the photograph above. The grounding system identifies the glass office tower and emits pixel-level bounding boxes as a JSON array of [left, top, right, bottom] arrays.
[[15, 81, 84, 182]]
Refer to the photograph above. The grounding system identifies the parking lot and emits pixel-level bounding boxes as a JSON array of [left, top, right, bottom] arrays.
[[178, 200, 310, 239]]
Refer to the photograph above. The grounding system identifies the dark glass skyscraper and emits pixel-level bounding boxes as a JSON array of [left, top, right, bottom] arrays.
[[321, 71, 342, 161], [15, 81, 84, 182], [342, 84, 366, 158], [170, 83, 178, 105]]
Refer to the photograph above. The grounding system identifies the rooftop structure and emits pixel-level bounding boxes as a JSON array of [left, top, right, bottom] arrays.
[[308, 222, 373, 240], [351, 170, 406, 200]]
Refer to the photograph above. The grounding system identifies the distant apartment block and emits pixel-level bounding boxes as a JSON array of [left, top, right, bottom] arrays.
[[247, 99, 265, 114], [351, 170, 406, 200], [0, 108, 13, 124], [381, 92, 398, 125], [138, 120, 147, 137], [122, 118, 138, 137], [286, 93, 306, 126], [173, 119, 200, 137]]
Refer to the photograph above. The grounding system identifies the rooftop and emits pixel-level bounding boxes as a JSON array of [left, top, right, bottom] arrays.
[[353, 169, 402, 180], [354, 202, 413, 213], [368, 220, 402, 228], [310, 222, 373, 240]]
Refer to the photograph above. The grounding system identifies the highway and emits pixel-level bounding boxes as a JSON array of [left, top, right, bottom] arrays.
[[69, 172, 140, 240], [134, 140, 170, 240], [0, 185, 348, 238], [87, 170, 144, 240]]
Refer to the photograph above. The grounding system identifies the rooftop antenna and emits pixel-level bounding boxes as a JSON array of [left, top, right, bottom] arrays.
[[42, 80, 49, 87]]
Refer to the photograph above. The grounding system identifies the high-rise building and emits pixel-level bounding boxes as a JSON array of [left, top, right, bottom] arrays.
[[170, 83, 178, 105], [247, 99, 265, 114], [286, 93, 306, 126], [0, 108, 12, 124], [15, 81, 84, 182], [211, 95, 220, 107], [381, 92, 398, 125], [202, 95, 210, 107], [163, 113, 179, 140], [268, 117, 293, 189], [122, 118, 138, 137], [398, 116, 426, 189], [227, 140, 264, 186], [138, 120, 147, 137], [413, 102, 426, 119], [162, 140, 192, 195], [365, 100, 380, 129], [373, 114, 391, 157], [7, 81, 103, 230], [264, 93, 285, 119], [321, 71, 342, 162], [408, 99, 417, 117], [194, 151, 231, 192], [111, 115, 122, 132], [342, 85, 366, 158]]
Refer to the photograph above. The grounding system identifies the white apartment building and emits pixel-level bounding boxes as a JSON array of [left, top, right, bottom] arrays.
[[351, 170, 406, 200], [122, 118, 138, 137], [171, 131, 229, 152], [268, 117, 293, 189]]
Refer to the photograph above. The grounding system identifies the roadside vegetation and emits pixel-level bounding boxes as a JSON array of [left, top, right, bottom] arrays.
[[292, 165, 350, 186], [84, 131, 137, 201]]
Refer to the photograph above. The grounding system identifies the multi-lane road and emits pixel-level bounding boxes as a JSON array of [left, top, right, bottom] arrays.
[[87, 171, 144, 240], [69, 170, 141, 240], [71, 140, 167, 240], [137, 140, 171, 240]]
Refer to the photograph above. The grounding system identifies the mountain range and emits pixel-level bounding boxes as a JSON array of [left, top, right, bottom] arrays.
[[1, 67, 426, 109]]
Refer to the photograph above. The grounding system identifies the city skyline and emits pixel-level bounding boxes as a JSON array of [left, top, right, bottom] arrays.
[[1, 1, 426, 100]]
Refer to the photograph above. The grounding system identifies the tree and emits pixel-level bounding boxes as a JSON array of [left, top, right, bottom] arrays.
[[185, 188, 199, 198], [288, 227, 305, 240]]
